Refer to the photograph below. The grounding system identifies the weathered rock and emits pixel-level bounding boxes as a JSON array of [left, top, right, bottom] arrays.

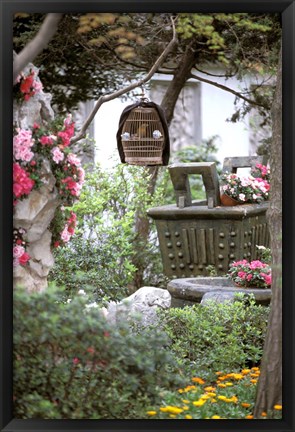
[[200, 291, 237, 305], [105, 286, 171, 327], [167, 277, 271, 307]]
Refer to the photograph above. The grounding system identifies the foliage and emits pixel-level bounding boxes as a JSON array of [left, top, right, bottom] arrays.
[[220, 164, 270, 203], [13, 286, 181, 419], [49, 163, 168, 303], [227, 259, 271, 288], [157, 295, 269, 380], [13, 13, 281, 113], [145, 366, 282, 419]]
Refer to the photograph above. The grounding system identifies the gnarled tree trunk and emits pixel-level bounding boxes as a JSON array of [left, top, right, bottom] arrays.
[[253, 45, 282, 418]]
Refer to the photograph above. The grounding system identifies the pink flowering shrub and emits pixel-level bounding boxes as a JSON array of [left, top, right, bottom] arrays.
[[220, 164, 270, 204], [13, 114, 85, 265], [227, 259, 271, 288]]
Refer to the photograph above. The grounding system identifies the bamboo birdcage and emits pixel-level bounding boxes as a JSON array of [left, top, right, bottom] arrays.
[[120, 105, 166, 166]]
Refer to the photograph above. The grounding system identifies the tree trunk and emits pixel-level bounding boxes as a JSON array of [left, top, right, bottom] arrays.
[[253, 44, 282, 418], [130, 42, 197, 290]]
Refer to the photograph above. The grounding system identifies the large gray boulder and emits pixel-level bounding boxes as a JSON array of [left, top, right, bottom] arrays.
[[105, 286, 171, 327]]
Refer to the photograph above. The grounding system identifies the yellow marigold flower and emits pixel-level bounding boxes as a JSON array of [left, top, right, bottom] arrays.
[[200, 394, 210, 400], [215, 371, 223, 375], [169, 414, 176, 418], [207, 392, 217, 398], [193, 400, 206, 407], [250, 373, 260, 378], [251, 366, 260, 371], [250, 379, 258, 384], [192, 377, 205, 385], [182, 406, 189, 410], [211, 399, 217, 403], [218, 395, 227, 401], [160, 406, 183, 415], [242, 369, 251, 374], [211, 415, 221, 419], [178, 389, 184, 394], [204, 386, 216, 392], [241, 402, 251, 408], [225, 382, 233, 386], [146, 411, 157, 416], [228, 396, 238, 403], [261, 411, 267, 417], [182, 399, 190, 404], [274, 404, 282, 410], [246, 414, 254, 419], [233, 373, 243, 380], [217, 383, 226, 388], [185, 415, 193, 419]]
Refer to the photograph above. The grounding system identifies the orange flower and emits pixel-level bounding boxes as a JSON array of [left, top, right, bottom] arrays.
[[241, 402, 251, 408], [246, 415, 254, 419], [192, 377, 205, 385], [261, 411, 267, 417], [274, 404, 282, 410]]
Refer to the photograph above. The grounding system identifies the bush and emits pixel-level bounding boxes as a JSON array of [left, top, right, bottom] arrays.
[[157, 294, 269, 380], [13, 286, 182, 419], [49, 163, 167, 303]]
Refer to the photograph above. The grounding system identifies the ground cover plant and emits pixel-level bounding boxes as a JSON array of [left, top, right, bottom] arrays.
[[157, 294, 270, 381], [145, 367, 282, 419]]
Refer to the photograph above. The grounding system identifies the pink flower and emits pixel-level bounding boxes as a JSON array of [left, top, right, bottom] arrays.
[[39, 135, 56, 146], [250, 260, 266, 270], [246, 274, 253, 281], [238, 271, 247, 279], [13, 163, 35, 199], [57, 131, 71, 147], [260, 273, 272, 286], [60, 228, 71, 243], [51, 146, 65, 163], [13, 128, 35, 162], [67, 153, 81, 167], [13, 245, 25, 258], [73, 357, 80, 365]]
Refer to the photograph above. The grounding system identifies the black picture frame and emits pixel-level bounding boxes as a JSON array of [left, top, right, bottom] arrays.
[[1, 1, 294, 431]]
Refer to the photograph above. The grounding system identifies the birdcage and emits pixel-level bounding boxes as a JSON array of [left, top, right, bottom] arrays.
[[116, 99, 170, 166]]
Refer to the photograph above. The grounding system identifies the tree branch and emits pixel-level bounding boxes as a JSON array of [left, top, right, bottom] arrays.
[[13, 14, 63, 82], [189, 72, 267, 108], [71, 17, 177, 144]]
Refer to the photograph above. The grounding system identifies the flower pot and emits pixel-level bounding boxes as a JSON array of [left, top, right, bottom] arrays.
[[220, 193, 240, 206]]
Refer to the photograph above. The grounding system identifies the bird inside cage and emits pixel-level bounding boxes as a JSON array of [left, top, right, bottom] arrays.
[[135, 123, 149, 138]]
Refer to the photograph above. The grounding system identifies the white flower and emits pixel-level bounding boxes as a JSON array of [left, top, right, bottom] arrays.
[[78, 289, 86, 296], [85, 302, 99, 309], [239, 193, 246, 201]]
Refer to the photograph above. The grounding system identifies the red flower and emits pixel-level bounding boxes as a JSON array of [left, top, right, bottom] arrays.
[[54, 241, 60, 248], [73, 357, 80, 365], [18, 252, 30, 266], [20, 72, 34, 94]]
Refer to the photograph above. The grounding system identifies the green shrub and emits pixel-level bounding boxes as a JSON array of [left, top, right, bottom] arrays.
[[157, 295, 269, 380], [13, 286, 182, 419], [49, 163, 167, 302]]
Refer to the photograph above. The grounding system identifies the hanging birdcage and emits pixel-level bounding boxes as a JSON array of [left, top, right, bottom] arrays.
[[116, 95, 170, 166]]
